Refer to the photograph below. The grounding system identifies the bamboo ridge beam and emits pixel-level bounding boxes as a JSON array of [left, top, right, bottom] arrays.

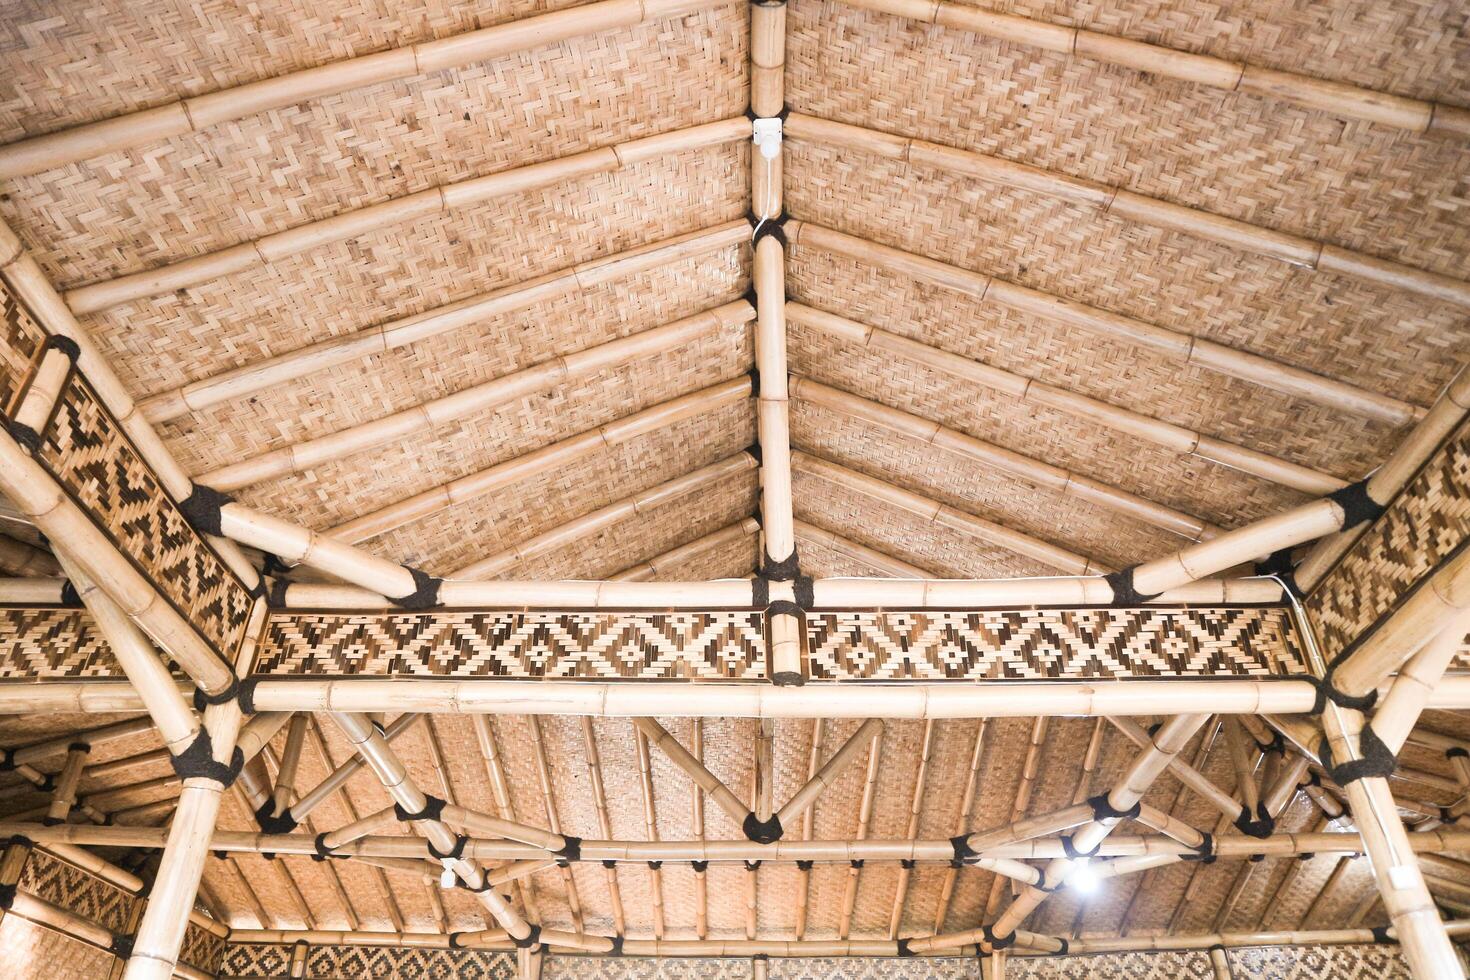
[[455, 452, 755, 577], [791, 377, 1221, 541], [825, 0, 1470, 136], [790, 304, 1347, 493], [610, 518, 761, 581], [791, 520, 929, 578], [135, 221, 748, 423], [788, 222, 1420, 426], [785, 115, 1470, 309], [0, 0, 745, 180], [792, 450, 1108, 574], [63, 121, 749, 315], [196, 300, 755, 491]]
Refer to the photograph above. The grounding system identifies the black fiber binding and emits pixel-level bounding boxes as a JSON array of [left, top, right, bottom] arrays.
[[796, 860, 813, 871], [254, 799, 298, 835], [1052, 938, 1069, 956], [850, 859, 864, 869], [982, 926, 1016, 950], [747, 209, 790, 248], [41, 335, 82, 363], [1103, 566, 1161, 607], [761, 548, 801, 581], [1254, 548, 1302, 598], [742, 811, 783, 844], [68, 741, 91, 754], [1254, 731, 1287, 756], [427, 835, 467, 862], [1297, 852, 1315, 861], [58, 581, 82, 607], [109, 934, 133, 958], [391, 566, 442, 610], [312, 832, 340, 862], [0, 748, 13, 773], [691, 860, 709, 872], [192, 677, 239, 711], [260, 552, 293, 579], [1033, 867, 1056, 893], [647, 861, 662, 870], [267, 577, 290, 608], [766, 599, 802, 617], [1060, 834, 1100, 859], [1181, 832, 1215, 864], [237, 677, 259, 715], [793, 575, 814, 609], [448, 933, 464, 949], [177, 484, 235, 536], [394, 794, 446, 823], [1328, 479, 1385, 531], [744, 859, 762, 871], [4, 418, 41, 454], [951, 834, 979, 866], [1249, 854, 1266, 863], [1207, 943, 1226, 954], [1308, 668, 1378, 715], [1447, 747, 1470, 760], [1371, 925, 1396, 944], [1318, 726, 1396, 786], [169, 730, 243, 788], [511, 925, 542, 949], [1087, 792, 1141, 822], [900, 859, 916, 870], [603, 859, 619, 870], [555, 836, 582, 862], [0, 883, 15, 910], [895, 939, 915, 958], [609, 935, 625, 956], [752, 577, 769, 606], [1233, 801, 1275, 839], [33, 773, 55, 794]]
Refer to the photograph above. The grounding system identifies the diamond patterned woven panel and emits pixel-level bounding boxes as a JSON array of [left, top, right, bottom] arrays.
[[254, 611, 767, 679], [1305, 416, 1470, 664], [219, 943, 516, 978], [18, 848, 139, 935], [1226, 943, 1412, 978], [807, 608, 1307, 680], [0, 607, 123, 679], [0, 278, 47, 414], [1003, 951, 1211, 979], [180, 921, 228, 975]]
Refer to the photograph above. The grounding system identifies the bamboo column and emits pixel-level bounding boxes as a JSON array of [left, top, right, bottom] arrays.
[[786, 221, 1419, 425]]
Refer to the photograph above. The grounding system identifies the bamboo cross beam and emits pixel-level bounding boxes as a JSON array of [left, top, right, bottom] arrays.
[[791, 520, 930, 578], [788, 304, 1341, 493], [0, 0, 746, 180], [785, 116, 1470, 309], [197, 301, 756, 492], [611, 518, 761, 581], [824, 0, 1469, 135], [634, 717, 753, 831], [792, 451, 1107, 574], [63, 122, 749, 315], [1108, 717, 1241, 822], [288, 712, 420, 825], [787, 221, 1420, 426]]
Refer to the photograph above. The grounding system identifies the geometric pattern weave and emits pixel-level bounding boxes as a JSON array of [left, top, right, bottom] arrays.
[[1226, 943, 1412, 979], [218, 943, 516, 978], [179, 921, 229, 974], [255, 611, 766, 679], [807, 607, 1308, 680], [0, 276, 47, 414], [0, 607, 123, 679], [1305, 416, 1470, 665], [18, 848, 139, 936]]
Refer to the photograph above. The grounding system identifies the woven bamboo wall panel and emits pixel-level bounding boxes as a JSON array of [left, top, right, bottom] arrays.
[[18, 848, 139, 935], [0, 914, 115, 980], [0, 280, 47, 414], [1305, 417, 1470, 663], [179, 921, 229, 975], [1226, 943, 1412, 978], [0, 607, 121, 679], [255, 611, 767, 679], [219, 942, 516, 978], [807, 608, 1307, 680]]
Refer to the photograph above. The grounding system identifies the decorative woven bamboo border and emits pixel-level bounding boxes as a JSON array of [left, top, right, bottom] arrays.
[[18, 847, 139, 937], [1304, 415, 1470, 662], [0, 277, 255, 670], [219, 943, 516, 978]]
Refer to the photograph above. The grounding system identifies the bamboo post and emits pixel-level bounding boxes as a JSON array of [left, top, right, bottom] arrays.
[[788, 221, 1420, 424], [579, 718, 627, 936], [300, 717, 383, 930], [784, 116, 1470, 309], [789, 303, 1347, 492]]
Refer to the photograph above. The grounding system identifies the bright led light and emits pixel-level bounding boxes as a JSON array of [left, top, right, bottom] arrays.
[[1069, 857, 1100, 894]]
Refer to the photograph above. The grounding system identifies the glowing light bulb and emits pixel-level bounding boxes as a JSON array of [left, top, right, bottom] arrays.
[[1069, 857, 1100, 894]]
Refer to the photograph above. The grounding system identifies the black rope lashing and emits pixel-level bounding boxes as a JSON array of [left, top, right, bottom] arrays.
[[796, 860, 814, 871], [647, 861, 662, 870], [311, 832, 342, 862], [393, 794, 446, 823], [1318, 726, 1397, 786], [765, 599, 802, 617], [1307, 668, 1379, 715], [895, 939, 916, 958], [609, 935, 625, 956], [603, 859, 620, 870], [192, 677, 240, 712], [254, 799, 299, 836], [1103, 566, 1162, 607], [1180, 832, 1215, 864], [760, 547, 801, 582], [1087, 792, 1141, 823], [267, 577, 290, 608], [1248, 853, 1266, 863], [900, 858, 916, 870], [169, 730, 244, 788], [0, 748, 15, 773], [691, 860, 709, 872], [1297, 852, 1315, 862], [0, 882, 14, 910], [109, 934, 134, 958], [744, 860, 762, 871], [793, 574, 814, 610], [3, 417, 42, 454], [176, 484, 235, 537], [1254, 730, 1287, 756], [850, 859, 864, 869], [511, 924, 542, 949], [448, 933, 464, 949], [1207, 943, 1227, 954], [58, 581, 82, 607], [390, 565, 442, 610], [427, 835, 467, 862], [751, 576, 769, 607], [1371, 925, 1396, 944], [1060, 834, 1100, 860], [260, 552, 294, 579], [1234, 801, 1275, 839], [742, 811, 783, 844], [1253, 548, 1303, 599], [1033, 866, 1059, 893], [746, 209, 790, 248], [1328, 479, 1385, 532], [982, 925, 1016, 950], [1050, 938, 1070, 956], [1447, 747, 1469, 761], [40, 335, 82, 363], [554, 836, 581, 863], [236, 676, 259, 715]]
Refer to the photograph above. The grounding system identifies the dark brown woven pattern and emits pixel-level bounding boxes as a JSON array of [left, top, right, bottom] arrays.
[[19, 848, 139, 934]]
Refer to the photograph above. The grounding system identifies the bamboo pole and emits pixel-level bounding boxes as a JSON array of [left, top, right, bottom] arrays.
[[0, 533, 59, 577], [610, 518, 761, 581], [785, 115, 1470, 309], [267, 715, 309, 823], [135, 222, 747, 423], [788, 221, 1419, 426], [456, 452, 755, 577], [471, 716, 540, 924], [198, 302, 755, 492], [792, 451, 1106, 574], [791, 304, 1347, 493], [633, 724, 666, 939], [634, 717, 751, 829], [579, 717, 626, 936], [43, 742, 90, 825], [64, 123, 748, 315], [1109, 716, 1241, 821], [840, 728, 882, 939], [1296, 368, 1470, 592], [823, 0, 1467, 134], [299, 717, 382, 931], [1, 715, 155, 773], [776, 718, 883, 831], [691, 718, 708, 939], [985, 717, 1048, 917], [288, 712, 419, 824], [791, 520, 929, 578], [795, 718, 822, 940], [527, 716, 584, 932], [890, 718, 935, 937], [791, 377, 1221, 541], [933, 720, 988, 933], [0, 0, 745, 180]]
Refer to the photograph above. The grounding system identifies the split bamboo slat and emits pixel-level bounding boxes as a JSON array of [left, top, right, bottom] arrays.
[[0, 0, 746, 180], [787, 221, 1421, 426], [789, 303, 1346, 494], [825, 0, 1470, 136], [609, 519, 761, 581], [196, 301, 755, 492], [785, 115, 1470, 309], [791, 376, 1222, 541], [62, 121, 749, 315], [792, 449, 1106, 574], [135, 222, 748, 422]]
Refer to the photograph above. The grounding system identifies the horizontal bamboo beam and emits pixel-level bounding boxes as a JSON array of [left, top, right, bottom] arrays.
[[610, 518, 761, 581], [792, 449, 1106, 574], [792, 376, 1222, 541], [789, 303, 1345, 493], [791, 519, 929, 578], [198, 300, 754, 491], [64, 121, 748, 315], [789, 221, 1420, 426], [136, 222, 748, 422], [1061, 921, 1470, 954], [325, 375, 753, 544], [0, 0, 742, 180], [0, 533, 59, 577], [457, 452, 755, 577], [827, 0, 1470, 136], [786, 115, 1470, 309]]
